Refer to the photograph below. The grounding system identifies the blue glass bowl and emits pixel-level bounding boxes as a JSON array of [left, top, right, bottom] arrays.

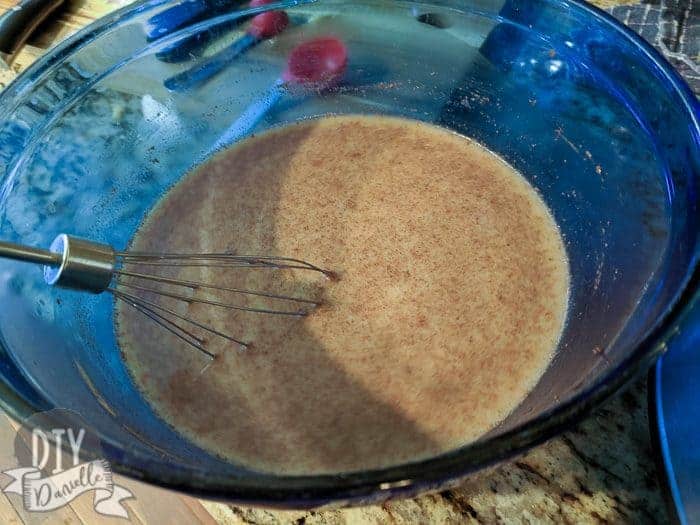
[[0, 0, 698, 507]]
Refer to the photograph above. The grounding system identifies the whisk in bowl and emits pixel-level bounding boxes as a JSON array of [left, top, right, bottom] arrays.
[[0, 234, 333, 359]]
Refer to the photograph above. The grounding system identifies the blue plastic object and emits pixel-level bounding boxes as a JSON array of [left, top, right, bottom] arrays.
[[164, 32, 259, 90], [147, 0, 250, 62], [0, 0, 698, 507], [651, 288, 700, 525]]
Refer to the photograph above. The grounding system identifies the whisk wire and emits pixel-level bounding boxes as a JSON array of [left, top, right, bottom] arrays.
[[111, 288, 248, 349], [115, 269, 320, 305], [110, 251, 330, 357], [116, 293, 216, 360], [117, 260, 320, 271], [118, 281, 310, 316], [116, 252, 331, 276]]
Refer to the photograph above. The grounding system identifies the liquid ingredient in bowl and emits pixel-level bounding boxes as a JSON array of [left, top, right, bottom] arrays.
[[116, 115, 570, 475]]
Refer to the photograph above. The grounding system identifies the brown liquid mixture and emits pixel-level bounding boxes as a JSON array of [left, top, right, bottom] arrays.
[[116, 115, 569, 474]]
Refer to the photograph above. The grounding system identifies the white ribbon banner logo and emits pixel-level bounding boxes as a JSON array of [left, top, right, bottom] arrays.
[[2, 459, 133, 518]]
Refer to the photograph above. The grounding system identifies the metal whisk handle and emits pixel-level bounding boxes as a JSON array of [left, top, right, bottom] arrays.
[[0, 241, 62, 266], [0, 235, 116, 293], [0, 233, 332, 358]]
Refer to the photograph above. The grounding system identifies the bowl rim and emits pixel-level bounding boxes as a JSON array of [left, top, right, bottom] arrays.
[[0, 0, 698, 506]]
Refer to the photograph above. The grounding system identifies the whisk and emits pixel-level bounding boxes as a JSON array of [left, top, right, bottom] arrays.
[[0, 234, 333, 359]]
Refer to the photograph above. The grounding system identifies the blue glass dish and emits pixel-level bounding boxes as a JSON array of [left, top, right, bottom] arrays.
[[651, 294, 700, 524], [0, 0, 698, 507]]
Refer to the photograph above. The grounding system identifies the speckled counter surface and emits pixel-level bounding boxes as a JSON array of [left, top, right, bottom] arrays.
[[1, 0, 695, 523], [203, 377, 667, 524]]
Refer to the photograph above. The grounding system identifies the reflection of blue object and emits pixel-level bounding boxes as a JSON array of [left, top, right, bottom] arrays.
[[154, 19, 247, 63], [207, 78, 283, 155], [146, 0, 214, 40], [147, 0, 250, 62], [651, 292, 700, 525], [477, 0, 647, 107], [480, 0, 545, 70], [164, 14, 304, 89], [42, 234, 65, 285], [164, 33, 258, 90], [479, 0, 573, 85]]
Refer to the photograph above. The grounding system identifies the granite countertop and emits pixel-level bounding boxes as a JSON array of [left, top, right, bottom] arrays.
[[209, 377, 667, 524], [1, 0, 696, 523]]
